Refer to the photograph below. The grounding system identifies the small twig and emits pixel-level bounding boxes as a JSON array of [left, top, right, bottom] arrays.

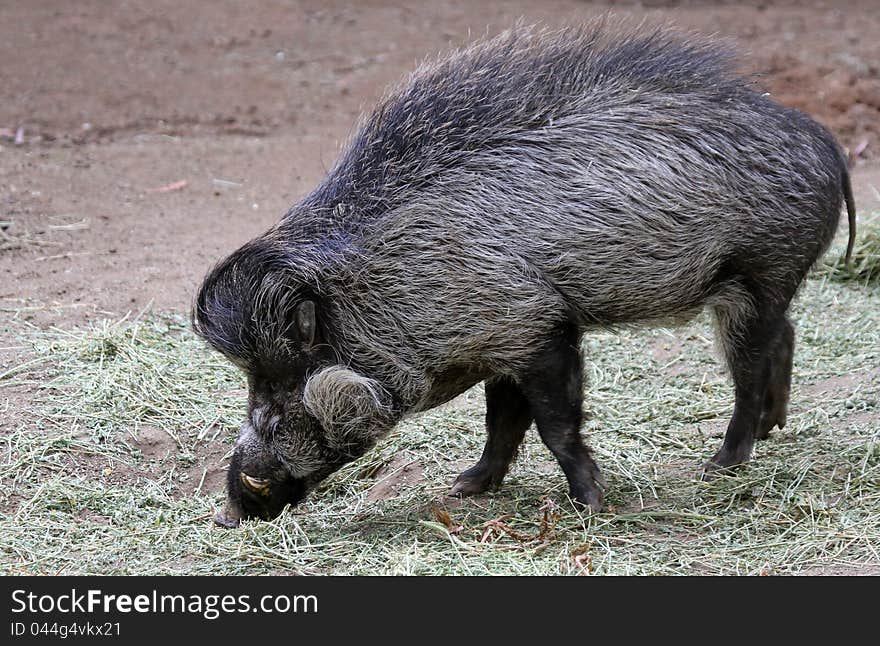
[[194, 468, 208, 496], [34, 252, 94, 262], [847, 137, 870, 167], [47, 219, 89, 231], [146, 180, 187, 193], [212, 178, 242, 188], [0, 356, 51, 381], [0, 228, 61, 249], [0, 303, 86, 313], [187, 512, 215, 524]]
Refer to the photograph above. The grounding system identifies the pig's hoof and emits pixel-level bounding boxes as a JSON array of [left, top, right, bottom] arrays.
[[448, 468, 497, 497], [701, 453, 746, 481], [701, 463, 728, 482], [756, 411, 786, 441], [701, 440, 754, 481], [570, 483, 603, 513]]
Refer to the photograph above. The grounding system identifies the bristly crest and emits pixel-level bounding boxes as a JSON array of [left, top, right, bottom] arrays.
[[296, 20, 742, 225], [192, 236, 315, 371]]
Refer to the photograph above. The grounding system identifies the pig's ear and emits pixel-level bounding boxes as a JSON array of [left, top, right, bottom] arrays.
[[295, 300, 316, 347]]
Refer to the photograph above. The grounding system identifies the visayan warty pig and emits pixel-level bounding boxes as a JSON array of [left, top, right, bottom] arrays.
[[193, 23, 857, 527]]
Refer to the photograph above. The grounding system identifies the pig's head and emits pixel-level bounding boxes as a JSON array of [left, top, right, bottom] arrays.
[[214, 359, 397, 527], [194, 239, 398, 527], [215, 421, 305, 527]]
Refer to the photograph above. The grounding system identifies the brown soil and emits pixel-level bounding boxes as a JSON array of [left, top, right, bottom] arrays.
[[365, 454, 426, 501], [129, 425, 228, 496], [1, 0, 879, 521], [802, 368, 880, 397], [131, 425, 179, 460], [2, 0, 879, 333]]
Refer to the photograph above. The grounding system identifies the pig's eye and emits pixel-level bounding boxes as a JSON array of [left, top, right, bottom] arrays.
[[239, 472, 272, 497]]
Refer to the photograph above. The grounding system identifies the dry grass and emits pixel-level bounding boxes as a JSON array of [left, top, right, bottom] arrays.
[[1, 232, 878, 575], [821, 215, 880, 284]]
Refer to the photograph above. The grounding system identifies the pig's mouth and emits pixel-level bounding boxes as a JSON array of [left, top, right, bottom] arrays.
[[213, 471, 309, 528]]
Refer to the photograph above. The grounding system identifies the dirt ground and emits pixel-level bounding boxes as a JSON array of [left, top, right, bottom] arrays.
[[1, 0, 879, 333]]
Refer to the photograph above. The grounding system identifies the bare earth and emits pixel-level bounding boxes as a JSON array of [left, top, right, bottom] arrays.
[[1, 1, 879, 575], [2, 0, 879, 328]]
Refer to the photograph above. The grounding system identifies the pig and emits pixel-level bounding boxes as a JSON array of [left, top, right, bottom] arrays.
[[193, 22, 857, 527]]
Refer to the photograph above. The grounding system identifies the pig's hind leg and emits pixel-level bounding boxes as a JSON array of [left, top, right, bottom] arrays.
[[756, 317, 794, 440], [449, 376, 532, 496], [705, 281, 793, 476]]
